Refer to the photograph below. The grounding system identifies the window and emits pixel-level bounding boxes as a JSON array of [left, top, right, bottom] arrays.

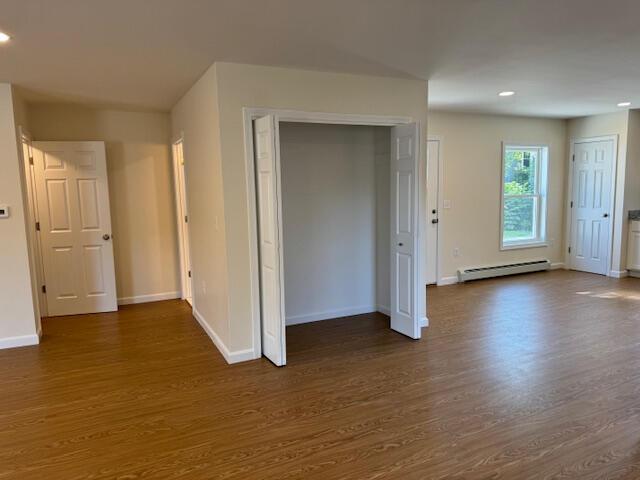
[[501, 144, 548, 249]]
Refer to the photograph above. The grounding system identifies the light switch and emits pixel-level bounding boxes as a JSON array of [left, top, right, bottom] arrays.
[[443, 200, 452, 209], [0, 205, 9, 218]]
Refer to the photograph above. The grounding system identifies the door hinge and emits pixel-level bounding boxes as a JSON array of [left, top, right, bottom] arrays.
[[42, 285, 46, 294], [188, 270, 192, 278], [572, 154, 575, 162], [35, 221, 40, 231], [29, 157, 34, 166], [568, 246, 572, 254], [570, 201, 573, 208], [184, 215, 188, 223]]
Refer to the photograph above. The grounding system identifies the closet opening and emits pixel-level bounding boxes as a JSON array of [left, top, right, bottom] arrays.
[[246, 110, 425, 366]]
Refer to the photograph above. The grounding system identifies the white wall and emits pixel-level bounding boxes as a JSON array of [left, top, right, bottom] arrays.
[[28, 104, 180, 302], [567, 111, 629, 273], [0, 84, 39, 348], [280, 123, 390, 324], [171, 64, 231, 352], [428, 111, 568, 280]]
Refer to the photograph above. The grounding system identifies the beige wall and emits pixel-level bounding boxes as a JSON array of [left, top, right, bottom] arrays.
[[0, 84, 39, 345], [567, 111, 629, 272], [28, 105, 180, 301], [429, 111, 568, 279], [171, 65, 230, 348], [216, 62, 428, 354]]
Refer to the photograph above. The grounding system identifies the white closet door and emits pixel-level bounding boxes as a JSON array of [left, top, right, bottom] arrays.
[[33, 141, 117, 316], [390, 124, 421, 339], [254, 116, 286, 366]]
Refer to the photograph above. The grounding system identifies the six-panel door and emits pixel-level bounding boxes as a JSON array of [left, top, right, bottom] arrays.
[[33, 141, 117, 316]]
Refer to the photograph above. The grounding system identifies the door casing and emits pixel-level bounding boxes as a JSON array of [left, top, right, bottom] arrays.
[[243, 108, 427, 362]]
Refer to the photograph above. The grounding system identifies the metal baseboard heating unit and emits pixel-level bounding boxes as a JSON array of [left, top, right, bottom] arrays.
[[458, 259, 550, 282]]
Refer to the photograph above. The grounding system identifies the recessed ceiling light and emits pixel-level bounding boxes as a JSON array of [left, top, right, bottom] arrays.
[[0, 32, 10, 43], [618, 102, 631, 107], [498, 91, 515, 97]]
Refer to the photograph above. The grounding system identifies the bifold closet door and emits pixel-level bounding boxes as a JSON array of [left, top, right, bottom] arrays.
[[254, 115, 287, 366], [390, 124, 421, 339], [33, 141, 117, 316]]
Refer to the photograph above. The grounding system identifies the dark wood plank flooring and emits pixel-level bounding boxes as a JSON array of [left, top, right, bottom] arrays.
[[2, 270, 640, 479]]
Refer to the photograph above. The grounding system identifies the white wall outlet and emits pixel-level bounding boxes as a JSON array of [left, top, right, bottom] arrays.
[[0, 205, 9, 218], [201, 280, 207, 295], [453, 247, 460, 258]]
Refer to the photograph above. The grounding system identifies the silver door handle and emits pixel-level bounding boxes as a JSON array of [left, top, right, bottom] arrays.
[[103, 234, 111, 241]]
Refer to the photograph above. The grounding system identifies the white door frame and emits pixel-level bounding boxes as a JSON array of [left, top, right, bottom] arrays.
[[243, 108, 425, 360], [564, 135, 618, 276], [172, 135, 193, 304], [17, 127, 46, 326], [426, 136, 443, 286]]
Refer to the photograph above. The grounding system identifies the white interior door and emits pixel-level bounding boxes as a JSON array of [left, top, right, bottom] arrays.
[[173, 140, 193, 305], [569, 139, 614, 275], [254, 115, 286, 366], [426, 139, 440, 285], [33, 141, 117, 316], [390, 124, 421, 339]]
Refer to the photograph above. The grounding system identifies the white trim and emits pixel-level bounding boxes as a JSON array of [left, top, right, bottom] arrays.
[[287, 305, 379, 326], [565, 135, 618, 274], [550, 262, 565, 270], [18, 127, 47, 323], [500, 142, 550, 251], [437, 276, 459, 286], [172, 137, 193, 303], [0, 334, 40, 350], [243, 107, 421, 362], [609, 269, 628, 278], [192, 307, 257, 364], [420, 317, 429, 327], [426, 136, 443, 287], [117, 291, 180, 305]]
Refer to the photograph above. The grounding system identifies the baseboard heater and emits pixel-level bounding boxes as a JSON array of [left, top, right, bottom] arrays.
[[458, 259, 550, 282]]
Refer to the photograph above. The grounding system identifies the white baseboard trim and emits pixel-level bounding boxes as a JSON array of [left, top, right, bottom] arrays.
[[377, 304, 391, 316], [0, 333, 40, 350], [420, 316, 429, 328], [628, 270, 640, 278], [437, 276, 459, 286], [118, 291, 181, 306], [609, 270, 628, 279], [287, 305, 380, 326], [192, 308, 256, 364], [550, 262, 566, 270]]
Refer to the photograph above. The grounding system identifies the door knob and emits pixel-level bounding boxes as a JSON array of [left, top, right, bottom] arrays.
[[398, 242, 404, 247], [603, 213, 609, 218], [103, 234, 111, 241], [431, 219, 439, 224]]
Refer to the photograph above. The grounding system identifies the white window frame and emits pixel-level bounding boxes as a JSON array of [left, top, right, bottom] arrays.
[[500, 143, 549, 250]]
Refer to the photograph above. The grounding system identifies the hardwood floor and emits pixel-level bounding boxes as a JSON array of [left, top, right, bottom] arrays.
[[2, 270, 640, 479]]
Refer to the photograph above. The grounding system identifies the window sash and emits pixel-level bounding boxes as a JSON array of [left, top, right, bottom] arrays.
[[501, 145, 547, 247]]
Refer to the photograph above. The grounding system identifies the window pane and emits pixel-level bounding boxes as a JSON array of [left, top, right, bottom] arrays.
[[504, 149, 537, 195], [503, 196, 536, 242]]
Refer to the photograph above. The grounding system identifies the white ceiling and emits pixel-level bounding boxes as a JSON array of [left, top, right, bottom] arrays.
[[1, 0, 640, 118]]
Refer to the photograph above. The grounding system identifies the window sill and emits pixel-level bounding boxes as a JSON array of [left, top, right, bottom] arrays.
[[500, 241, 548, 251]]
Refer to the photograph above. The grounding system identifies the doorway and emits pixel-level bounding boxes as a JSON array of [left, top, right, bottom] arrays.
[[426, 138, 441, 285], [172, 138, 193, 305], [246, 109, 424, 367], [567, 136, 616, 275]]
